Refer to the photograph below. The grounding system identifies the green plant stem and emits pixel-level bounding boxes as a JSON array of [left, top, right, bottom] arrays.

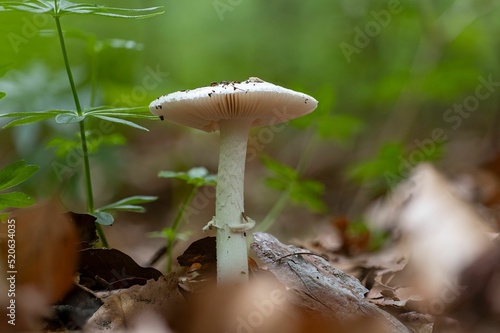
[[257, 130, 317, 232], [54, 7, 108, 248], [256, 191, 290, 232], [95, 224, 108, 247], [296, 129, 317, 174], [166, 186, 198, 272]]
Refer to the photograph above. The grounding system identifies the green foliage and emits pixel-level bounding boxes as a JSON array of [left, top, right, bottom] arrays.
[[346, 219, 390, 252], [92, 211, 113, 226], [0, 0, 165, 246], [154, 167, 217, 272], [0, 106, 157, 130], [291, 84, 364, 144], [0, 109, 70, 128], [348, 141, 444, 191], [0, 0, 498, 250], [262, 155, 326, 213], [47, 132, 126, 158], [348, 142, 406, 184], [93, 195, 158, 226], [0, 160, 39, 212], [97, 195, 158, 214], [159, 167, 217, 187], [0, 0, 163, 19]]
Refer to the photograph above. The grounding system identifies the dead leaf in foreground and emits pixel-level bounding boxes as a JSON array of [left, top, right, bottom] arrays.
[[83, 274, 184, 333], [79, 248, 162, 291], [0, 201, 78, 332], [367, 163, 493, 300], [446, 243, 500, 333]]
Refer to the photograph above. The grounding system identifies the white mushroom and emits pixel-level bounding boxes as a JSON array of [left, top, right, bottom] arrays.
[[149, 77, 318, 283]]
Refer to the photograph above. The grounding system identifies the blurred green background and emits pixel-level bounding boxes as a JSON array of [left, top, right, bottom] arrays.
[[0, 0, 499, 251]]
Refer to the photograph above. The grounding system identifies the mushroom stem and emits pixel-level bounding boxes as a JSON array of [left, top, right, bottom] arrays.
[[215, 118, 253, 283]]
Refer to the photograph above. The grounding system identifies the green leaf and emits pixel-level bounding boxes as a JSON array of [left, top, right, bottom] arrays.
[[0, 110, 69, 118], [0, 110, 72, 128], [0, 160, 39, 191], [289, 180, 327, 213], [85, 106, 157, 120], [158, 167, 217, 187], [46, 137, 79, 158], [55, 112, 85, 124], [95, 39, 144, 53], [93, 211, 114, 226], [264, 177, 287, 191], [98, 195, 158, 213], [59, 3, 164, 19], [0, 1, 52, 14], [0, 92, 5, 100], [0, 192, 35, 211], [2, 114, 55, 128], [148, 228, 190, 242], [85, 106, 148, 113], [147, 230, 167, 239], [163, 227, 176, 241], [347, 142, 406, 184], [0, 1, 164, 19], [262, 155, 327, 213], [92, 115, 149, 131], [260, 155, 297, 181], [104, 204, 147, 213], [88, 112, 158, 120]]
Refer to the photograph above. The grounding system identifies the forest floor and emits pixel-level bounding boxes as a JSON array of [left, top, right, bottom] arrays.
[[1, 155, 500, 333]]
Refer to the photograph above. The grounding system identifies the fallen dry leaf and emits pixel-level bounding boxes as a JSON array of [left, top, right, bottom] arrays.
[[183, 276, 294, 333], [445, 243, 500, 332], [43, 283, 103, 331], [65, 212, 99, 249], [0, 201, 79, 331], [367, 163, 493, 300], [83, 274, 184, 333], [79, 248, 162, 291]]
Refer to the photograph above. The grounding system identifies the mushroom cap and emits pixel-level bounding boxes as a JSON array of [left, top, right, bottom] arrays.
[[149, 78, 318, 132]]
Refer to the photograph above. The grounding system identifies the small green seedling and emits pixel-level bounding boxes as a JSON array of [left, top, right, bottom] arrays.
[[257, 155, 327, 232], [151, 167, 217, 273]]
